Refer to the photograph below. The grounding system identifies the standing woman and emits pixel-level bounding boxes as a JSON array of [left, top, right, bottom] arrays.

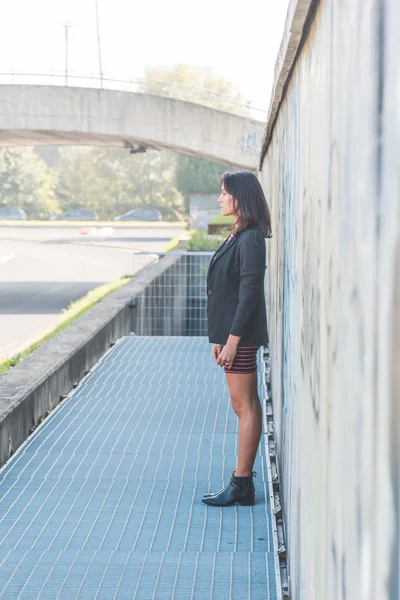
[[202, 171, 272, 507]]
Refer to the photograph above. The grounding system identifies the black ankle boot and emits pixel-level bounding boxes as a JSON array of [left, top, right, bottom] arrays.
[[201, 471, 256, 507]]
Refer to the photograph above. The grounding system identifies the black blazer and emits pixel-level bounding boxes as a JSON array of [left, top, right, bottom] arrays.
[[206, 225, 269, 347]]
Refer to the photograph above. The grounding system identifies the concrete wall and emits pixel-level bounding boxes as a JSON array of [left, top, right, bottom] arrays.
[[260, 1, 399, 599], [0, 85, 263, 169]]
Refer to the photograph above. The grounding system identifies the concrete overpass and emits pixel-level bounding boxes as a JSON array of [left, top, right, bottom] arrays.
[[0, 85, 264, 169]]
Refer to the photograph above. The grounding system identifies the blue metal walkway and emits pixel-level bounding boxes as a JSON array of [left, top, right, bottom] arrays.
[[0, 336, 278, 599]]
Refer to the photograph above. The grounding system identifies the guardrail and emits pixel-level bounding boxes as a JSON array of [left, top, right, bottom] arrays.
[[0, 71, 267, 120]]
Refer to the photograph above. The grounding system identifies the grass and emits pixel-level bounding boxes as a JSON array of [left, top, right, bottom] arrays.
[[163, 228, 234, 252], [209, 214, 233, 225], [163, 235, 184, 252], [0, 220, 185, 228], [0, 276, 132, 377], [163, 230, 195, 252], [164, 229, 229, 252]]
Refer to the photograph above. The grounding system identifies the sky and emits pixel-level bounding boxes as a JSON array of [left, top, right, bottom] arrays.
[[0, 0, 289, 112]]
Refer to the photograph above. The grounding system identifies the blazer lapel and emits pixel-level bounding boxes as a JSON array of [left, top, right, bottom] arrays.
[[209, 234, 238, 273], [210, 237, 228, 263]]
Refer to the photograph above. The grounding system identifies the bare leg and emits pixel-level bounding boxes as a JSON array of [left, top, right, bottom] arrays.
[[225, 371, 262, 476]]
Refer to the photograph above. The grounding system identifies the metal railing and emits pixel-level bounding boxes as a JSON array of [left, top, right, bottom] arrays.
[[0, 70, 267, 120], [131, 251, 212, 337]]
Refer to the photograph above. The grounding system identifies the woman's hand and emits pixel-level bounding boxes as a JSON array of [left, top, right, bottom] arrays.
[[212, 344, 223, 362], [216, 342, 237, 369]]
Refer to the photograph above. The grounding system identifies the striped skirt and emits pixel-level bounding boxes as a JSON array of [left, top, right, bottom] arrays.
[[224, 346, 260, 374]]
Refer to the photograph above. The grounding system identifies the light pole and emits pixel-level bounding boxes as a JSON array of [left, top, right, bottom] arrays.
[[63, 23, 71, 86], [95, 0, 103, 88]]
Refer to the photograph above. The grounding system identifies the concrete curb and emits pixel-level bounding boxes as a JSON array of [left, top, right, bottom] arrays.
[[0, 254, 180, 468]]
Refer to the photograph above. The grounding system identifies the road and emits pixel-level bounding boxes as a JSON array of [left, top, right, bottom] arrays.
[[0, 225, 186, 361]]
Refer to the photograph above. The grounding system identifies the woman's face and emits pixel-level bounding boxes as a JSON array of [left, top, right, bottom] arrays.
[[218, 186, 236, 216]]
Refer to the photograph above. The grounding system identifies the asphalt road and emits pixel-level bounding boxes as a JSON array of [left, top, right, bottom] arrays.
[[0, 225, 186, 361]]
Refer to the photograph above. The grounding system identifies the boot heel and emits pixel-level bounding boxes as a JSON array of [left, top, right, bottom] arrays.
[[240, 495, 255, 506]]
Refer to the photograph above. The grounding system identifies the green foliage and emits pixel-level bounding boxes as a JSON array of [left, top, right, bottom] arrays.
[[56, 147, 183, 220], [0, 146, 185, 221], [0, 148, 59, 218], [184, 230, 226, 251], [175, 154, 229, 197], [34, 146, 62, 169], [164, 235, 183, 252]]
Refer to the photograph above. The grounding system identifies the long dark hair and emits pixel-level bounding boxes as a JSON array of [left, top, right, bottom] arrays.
[[220, 171, 272, 238]]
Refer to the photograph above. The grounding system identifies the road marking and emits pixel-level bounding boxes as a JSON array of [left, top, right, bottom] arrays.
[[0, 251, 15, 263]]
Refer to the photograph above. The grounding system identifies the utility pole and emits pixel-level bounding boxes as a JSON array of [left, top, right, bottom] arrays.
[[63, 23, 71, 86], [95, 0, 103, 88]]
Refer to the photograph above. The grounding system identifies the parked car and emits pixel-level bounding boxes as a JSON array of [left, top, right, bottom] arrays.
[[113, 208, 163, 222], [50, 209, 99, 221], [156, 206, 186, 222], [0, 206, 27, 220]]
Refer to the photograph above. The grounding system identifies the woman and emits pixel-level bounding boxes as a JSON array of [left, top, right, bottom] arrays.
[[202, 170, 272, 507]]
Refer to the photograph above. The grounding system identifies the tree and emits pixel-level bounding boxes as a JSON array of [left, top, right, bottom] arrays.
[[175, 155, 230, 212], [34, 146, 62, 169], [56, 147, 107, 214], [140, 65, 247, 211], [56, 147, 182, 220], [0, 148, 59, 218]]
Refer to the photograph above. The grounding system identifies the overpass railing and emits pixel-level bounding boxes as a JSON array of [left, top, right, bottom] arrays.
[[0, 71, 267, 121]]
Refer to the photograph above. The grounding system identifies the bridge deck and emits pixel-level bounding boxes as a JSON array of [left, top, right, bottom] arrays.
[[0, 336, 278, 599]]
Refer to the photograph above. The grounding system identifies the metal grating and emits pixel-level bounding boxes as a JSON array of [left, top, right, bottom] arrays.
[[132, 252, 212, 337], [0, 336, 278, 599]]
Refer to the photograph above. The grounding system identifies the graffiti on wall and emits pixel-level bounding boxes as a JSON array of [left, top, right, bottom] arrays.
[[260, 0, 399, 598]]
